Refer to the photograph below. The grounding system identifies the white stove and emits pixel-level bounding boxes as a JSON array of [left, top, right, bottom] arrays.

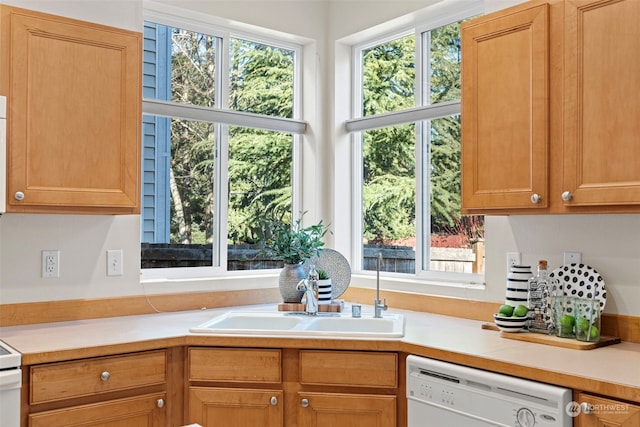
[[0, 339, 22, 427]]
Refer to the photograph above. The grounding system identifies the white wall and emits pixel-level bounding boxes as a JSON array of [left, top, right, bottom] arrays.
[[1, 0, 638, 317], [0, 0, 142, 31]]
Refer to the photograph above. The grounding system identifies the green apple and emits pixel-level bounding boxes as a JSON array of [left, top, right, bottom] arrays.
[[498, 304, 514, 317], [513, 304, 529, 317], [576, 317, 590, 332], [560, 314, 576, 328]]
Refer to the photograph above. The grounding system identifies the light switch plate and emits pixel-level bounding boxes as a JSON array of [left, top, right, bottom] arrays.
[[107, 250, 123, 276]]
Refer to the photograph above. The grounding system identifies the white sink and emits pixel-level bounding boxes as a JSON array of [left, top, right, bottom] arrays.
[[190, 311, 405, 338], [195, 312, 306, 332], [305, 316, 401, 335]]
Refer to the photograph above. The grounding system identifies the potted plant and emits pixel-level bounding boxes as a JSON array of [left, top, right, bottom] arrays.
[[316, 269, 332, 305], [264, 215, 330, 303]]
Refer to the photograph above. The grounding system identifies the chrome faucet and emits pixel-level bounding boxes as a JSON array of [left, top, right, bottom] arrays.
[[374, 253, 388, 318], [297, 265, 319, 315]]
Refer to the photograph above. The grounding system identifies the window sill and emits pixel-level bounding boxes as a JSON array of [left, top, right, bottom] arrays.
[[141, 269, 486, 301], [141, 271, 279, 295], [349, 273, 486, 300]]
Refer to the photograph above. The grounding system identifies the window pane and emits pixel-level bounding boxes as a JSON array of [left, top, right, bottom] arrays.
[[141, 116, 215, 268], [144, 22, 216, 107], [229, 38, 294, 118], [357, 17, 484, 278], [362, 124, 416, 273], [426, 115, 483, 274], [227, 127, 293, 271], [427, 22, 462, 104], [362, 34, 415, 117]]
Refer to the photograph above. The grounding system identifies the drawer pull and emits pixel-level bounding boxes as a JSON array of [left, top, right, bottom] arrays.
[[157, 398, 165, 408], [270, 396, 278, 406], [561, 191, 573, 201], [301, 398, 309, 408], [14, 191, 25, 201], [530, 193, 541, 204], [100, 371, 110, 381]]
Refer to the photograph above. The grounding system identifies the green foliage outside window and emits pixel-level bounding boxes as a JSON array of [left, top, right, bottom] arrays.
[[161, 19, 482, 265]]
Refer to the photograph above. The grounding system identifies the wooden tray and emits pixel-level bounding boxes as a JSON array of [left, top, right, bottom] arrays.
[[278, 301, 343, 313], [481, 323, 621, 350]]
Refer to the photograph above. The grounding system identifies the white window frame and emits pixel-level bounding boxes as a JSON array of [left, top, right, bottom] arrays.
[[348, 1, 484, 286], [141, 8, 305, 281]]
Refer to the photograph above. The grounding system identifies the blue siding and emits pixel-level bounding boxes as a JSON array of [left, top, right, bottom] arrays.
[[142, 23, 171, 243]]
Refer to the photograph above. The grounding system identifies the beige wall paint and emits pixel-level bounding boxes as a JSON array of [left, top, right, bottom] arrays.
[[0, 0, 638, 317]]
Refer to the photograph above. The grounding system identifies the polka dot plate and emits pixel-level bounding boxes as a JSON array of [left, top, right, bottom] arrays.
[[548, 263, 606, 310]]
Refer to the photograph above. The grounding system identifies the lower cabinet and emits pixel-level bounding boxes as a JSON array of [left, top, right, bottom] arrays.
[[25, 349, 175, 427], [189, 387, 283, 427], [574, 392, 640, 427], [186, 347, 399, 427], [28, 393, 166, 427], [297, 392, 396, 427]]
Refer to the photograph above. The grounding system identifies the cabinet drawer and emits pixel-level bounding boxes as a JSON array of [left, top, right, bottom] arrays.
[[29, 392, 166, 427], [30, 350, 166, 404], [300, 350, 397, 388], [189, 347, 282, 383]]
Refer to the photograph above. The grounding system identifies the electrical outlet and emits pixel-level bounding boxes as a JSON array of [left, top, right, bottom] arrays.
[[107, 250, 123, 276], [506, 252, 521, 272], [42, 250, 60, 278], [563, 251, 581, 265]]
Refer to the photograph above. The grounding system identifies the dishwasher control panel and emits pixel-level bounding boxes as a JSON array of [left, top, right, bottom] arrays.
[[407, 355, 572, 427]]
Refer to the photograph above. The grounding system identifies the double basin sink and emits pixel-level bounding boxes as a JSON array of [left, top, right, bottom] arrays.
[[190, 310, 405, 338]]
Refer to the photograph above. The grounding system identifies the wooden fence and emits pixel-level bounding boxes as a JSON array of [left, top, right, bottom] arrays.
[[142, 242, 484, 273]]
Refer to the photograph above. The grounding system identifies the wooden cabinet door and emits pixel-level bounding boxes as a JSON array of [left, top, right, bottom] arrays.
[[297, 392, 396, 427], [461, 2, 550, 211], [28, 393, 166, 427], [188, 387, 283, 427], [562, 0, 640, 207], [0, 6, 141, 214], [574, 392, 640, 427]]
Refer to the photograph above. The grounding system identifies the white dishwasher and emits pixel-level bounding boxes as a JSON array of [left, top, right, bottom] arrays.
[[407, 355, 572, 427]]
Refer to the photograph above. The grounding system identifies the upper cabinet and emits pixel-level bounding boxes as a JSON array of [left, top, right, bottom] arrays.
[[461, 2, 551, 211], [461, 0, 640, 214], [0, 6, 141, 214], [562, 0, 640, 207]]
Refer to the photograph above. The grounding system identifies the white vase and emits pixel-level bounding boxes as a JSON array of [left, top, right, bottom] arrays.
[[506, 265, 532, 306], [317, 278, 332, 304], [279, 263, 306, 303]]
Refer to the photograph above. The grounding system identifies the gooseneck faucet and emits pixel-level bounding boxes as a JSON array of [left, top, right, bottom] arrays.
[[374, 253, 388, 318], [297, 265, 319, 315]]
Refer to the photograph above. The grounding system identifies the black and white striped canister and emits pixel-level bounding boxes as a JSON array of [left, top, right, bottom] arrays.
[[506, 265, 532, 306]]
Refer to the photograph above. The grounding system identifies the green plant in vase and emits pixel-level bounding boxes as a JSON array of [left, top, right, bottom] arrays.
[[317, 269, 330, 280], [316, 268, 333, 305], [263, 215, 330, 303]]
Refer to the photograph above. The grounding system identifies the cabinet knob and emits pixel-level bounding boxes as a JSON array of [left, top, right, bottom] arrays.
[[14, 191, 25, 201], [156, 398, 165, 408], [561, 191, 573, 201], [100, 371, 110, 381], [301, 398, 309, 408], [580, 402, 593, 414], [530, 193, 542, 204], [270, 396, 278, 406]]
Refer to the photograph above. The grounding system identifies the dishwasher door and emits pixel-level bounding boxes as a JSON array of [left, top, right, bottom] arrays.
[[407, 355, 572, 427]]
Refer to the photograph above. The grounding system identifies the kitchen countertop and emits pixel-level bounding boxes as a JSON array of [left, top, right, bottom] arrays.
[[1, 303, 638, 403]]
